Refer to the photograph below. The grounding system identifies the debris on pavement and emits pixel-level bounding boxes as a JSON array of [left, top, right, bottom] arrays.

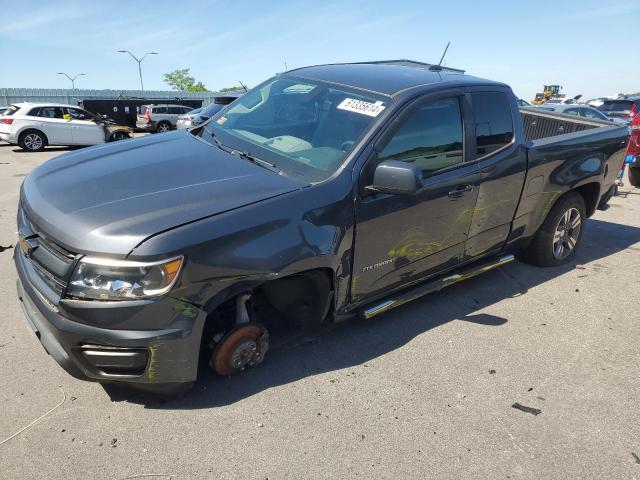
[[632, 452, 640, 465], [0, 245, 13, 253], [511, 403, 542, 416], [0, 387, 66, 447]]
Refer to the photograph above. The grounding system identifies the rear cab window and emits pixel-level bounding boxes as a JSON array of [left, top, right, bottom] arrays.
[[471, 92, 514, 157]]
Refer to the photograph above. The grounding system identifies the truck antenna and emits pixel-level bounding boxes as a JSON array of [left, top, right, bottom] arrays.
[[239, 81, 248, 92], [438, 41, 450, 66]]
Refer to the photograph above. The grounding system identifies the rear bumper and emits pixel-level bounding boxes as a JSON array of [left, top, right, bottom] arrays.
[[15, 250, 206, 385], [135, 120, 155, 131], [0, 132, 17, 143]]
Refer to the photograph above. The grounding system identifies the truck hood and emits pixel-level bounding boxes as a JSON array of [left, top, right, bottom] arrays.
[[21, 130, 304, 255]]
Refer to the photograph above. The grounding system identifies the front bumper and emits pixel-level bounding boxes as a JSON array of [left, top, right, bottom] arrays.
[[15, 250, 206, 385]]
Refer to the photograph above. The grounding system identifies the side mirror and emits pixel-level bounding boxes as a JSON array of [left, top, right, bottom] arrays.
[[366, 160, 422, 195]]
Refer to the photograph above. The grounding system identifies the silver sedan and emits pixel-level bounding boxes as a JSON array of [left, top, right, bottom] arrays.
[[176, 107, 203, 129]]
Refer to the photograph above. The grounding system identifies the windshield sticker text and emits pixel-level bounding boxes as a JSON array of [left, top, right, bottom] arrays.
[[337, 98, 386, 117]]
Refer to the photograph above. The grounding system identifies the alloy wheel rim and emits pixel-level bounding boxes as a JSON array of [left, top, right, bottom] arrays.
[[159, 124, 169, 132], [553, 207, 581, 260], [25, 134, 42, 150]]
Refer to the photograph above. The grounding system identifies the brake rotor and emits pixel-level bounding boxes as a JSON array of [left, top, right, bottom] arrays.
[[210, 324, 269, 376]]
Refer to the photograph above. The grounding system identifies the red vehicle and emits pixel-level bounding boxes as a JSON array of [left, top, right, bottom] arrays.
[[623, 104, 640, 187]]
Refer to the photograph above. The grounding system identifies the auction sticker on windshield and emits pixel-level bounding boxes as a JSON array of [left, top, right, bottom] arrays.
[[337, 98, 386, 117]]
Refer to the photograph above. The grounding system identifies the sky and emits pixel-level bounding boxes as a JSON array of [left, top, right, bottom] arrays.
[[0, 0, 638, 101]]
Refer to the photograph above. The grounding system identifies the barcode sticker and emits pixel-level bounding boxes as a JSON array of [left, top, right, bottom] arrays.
[[337, 98, 386, 117]]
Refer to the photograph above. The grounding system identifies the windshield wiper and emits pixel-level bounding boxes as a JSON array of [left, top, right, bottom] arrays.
[[206, 129, 284, 176], [233, 150, 283, 175]]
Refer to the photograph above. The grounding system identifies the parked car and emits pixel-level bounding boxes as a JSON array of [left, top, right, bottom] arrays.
[[175, 107, 202, 129], [534, 103, 628, 125], [623, 106, 640, 187], [597, 97, 640, 124], [136, 104, 195, 133], [191, 94, 243, 127], [0, 103, 132, 151], [15, 61, 628, 395]]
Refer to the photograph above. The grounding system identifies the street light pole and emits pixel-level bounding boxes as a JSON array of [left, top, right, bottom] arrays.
[[57, 72, 86, 90], [117, 50, 158, 92]]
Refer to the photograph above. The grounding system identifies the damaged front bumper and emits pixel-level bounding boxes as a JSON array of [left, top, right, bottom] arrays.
[[15, 250, 206, 386]]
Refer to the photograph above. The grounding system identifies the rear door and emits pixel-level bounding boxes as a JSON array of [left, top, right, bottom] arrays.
[[351, 91, 480, 302], [65, 107, 105, 145], [464, 89, 526, 259], [35, 106, 73, 145]]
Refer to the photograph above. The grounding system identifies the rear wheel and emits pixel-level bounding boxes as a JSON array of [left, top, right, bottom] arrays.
[[629, 166, 640, 187], [156, 122, 171, 133], [523, 192, 586, 267], [19, 130, 46, 152]]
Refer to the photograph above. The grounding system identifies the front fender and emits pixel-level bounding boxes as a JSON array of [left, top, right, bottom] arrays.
[[129, 173, 356, 315]]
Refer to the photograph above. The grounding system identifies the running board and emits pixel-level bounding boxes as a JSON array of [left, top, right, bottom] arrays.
[[361, 253, 515, 320]]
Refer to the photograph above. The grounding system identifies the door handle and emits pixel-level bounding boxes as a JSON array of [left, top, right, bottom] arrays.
[[448, 184, 474, 199]]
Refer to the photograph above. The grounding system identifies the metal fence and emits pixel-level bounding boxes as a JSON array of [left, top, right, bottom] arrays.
[[0, 88, 236, 106]]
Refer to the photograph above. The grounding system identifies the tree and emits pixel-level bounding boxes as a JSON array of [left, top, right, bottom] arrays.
[[163, 68, 208, 92], [219, 85, 248, 93]]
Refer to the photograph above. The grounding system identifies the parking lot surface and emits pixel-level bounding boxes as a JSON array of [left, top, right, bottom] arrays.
[[0, 142, 639, 479]]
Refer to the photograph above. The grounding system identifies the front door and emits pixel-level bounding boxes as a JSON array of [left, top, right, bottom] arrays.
[[35, 106, 73, 145], [66, 107, 105, 145], [352, 93, 480, 303]]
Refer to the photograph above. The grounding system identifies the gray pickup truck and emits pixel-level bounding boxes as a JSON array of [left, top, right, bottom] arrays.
[[15, 60, 628, 395]]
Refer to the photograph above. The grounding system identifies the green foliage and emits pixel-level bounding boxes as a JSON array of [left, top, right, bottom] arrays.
[[219, 86, 247, 93], [163, 68, 208, 92]]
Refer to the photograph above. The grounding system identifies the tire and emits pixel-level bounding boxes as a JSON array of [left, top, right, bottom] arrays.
[[156, 122, 171, 133], [112, 131, 129, 142], [18, 130, 46, 152], [629, 166, 640, 188], [523, 192, 586, 267]]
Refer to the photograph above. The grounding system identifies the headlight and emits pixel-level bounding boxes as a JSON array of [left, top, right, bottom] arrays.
[[67, 256, 183, 301]]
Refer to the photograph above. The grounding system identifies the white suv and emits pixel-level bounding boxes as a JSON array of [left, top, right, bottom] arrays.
[[0, 103, 129, 152]]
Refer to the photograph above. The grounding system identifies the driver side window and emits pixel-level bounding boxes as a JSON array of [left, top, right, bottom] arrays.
[[378, 97, 463, 176], [66, 108, 93, 121]]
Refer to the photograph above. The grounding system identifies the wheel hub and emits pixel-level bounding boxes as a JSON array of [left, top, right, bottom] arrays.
[[553, 207, 581, 260], [210, 324, 269, 376]]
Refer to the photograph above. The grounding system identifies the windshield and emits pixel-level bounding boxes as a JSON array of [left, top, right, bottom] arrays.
[[202, 76, 389, 182], [200, 102, 226, 118], [598, 101, 633, 113]]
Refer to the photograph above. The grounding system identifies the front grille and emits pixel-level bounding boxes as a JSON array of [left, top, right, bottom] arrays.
[[18, 207, 76, 296]]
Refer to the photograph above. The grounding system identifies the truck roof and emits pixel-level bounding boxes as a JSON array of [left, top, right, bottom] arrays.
[[285, 60, 505, 97]]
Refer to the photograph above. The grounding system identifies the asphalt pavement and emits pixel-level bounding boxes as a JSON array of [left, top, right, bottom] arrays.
[[0, 141, 639, 479]]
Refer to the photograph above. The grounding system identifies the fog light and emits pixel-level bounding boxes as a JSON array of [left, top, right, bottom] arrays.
[[78, 345, 149, 376]]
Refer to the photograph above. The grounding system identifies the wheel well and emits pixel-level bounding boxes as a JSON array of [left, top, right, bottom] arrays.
[[573, 182, 600, 217], [203, 268, 335, 334], [19, 128, 48, 145]]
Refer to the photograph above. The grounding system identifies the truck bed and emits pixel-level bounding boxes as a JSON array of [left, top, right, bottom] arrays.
[[520, 107, 620, 142]]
